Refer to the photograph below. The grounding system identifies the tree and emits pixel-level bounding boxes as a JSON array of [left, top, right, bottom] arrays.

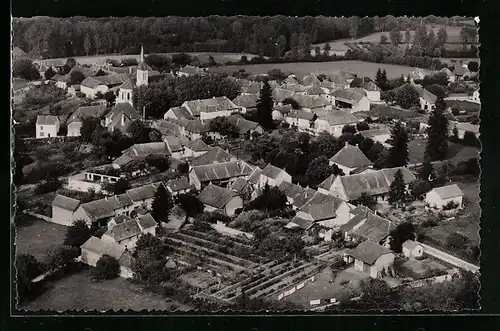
[[44, 66, 56, 80], [380, 34, 388, 44], [282, 97, 300, 110], [171, 53, 193, 67], [356, 121, 370, 131], [342, 124, 357, 135], [375, 68, 388, 90], [145, 53, 172, 72], [207, 55, 217, 67], [135, 233, 163, 254], [355, 193, 376, 211], [103, 91, 116, 105], [323, 43, 331, 55], [387, 121, 409, 167], [45, 245, 80, 271], [388, 169, 407, 208], [341, 278, 399, 310], [389, 221, 415, 253], [425, 98, 449, 161], [314, 45, 321, 56], [256, 81, 274, 129], [306, 156, 342, 187], [389, 29, 402, 45], [151, 184, 174, 223], [394, 84, 420, 109], [64, 219, 92, 247], [177, 193, 204, 217], [446, 232, 469, 250], [419, 156, 435, 181], [93, 254, 120, 280], [467, 61, 479, 73], [145, 154, 171, 172], [127, 119, 148, 143], [16, 253, 44, 302], [405, 29, 412, 43], [132, 233, 166, 284], [462, 131, 481, 147], [436, 27, 448, 46], [13, 58, 40, 80], [68, 70, 86, 85], [426, 84, 446, 99], [209, 116, 239, 138], [113, 178, 131, 195], [267, 68, 287, 82], [409, 179, 432, 200], [65, 58, 77, 69], [249, 184, 288, 212]]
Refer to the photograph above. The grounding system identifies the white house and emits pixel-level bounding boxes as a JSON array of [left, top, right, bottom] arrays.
[[425, 184, 464, 210], [331, 89, 371, 112], [80, 74, 127, 99], [313, 109, 359, 137], [51, 194, 81, 226], [66, 105, 107, 137], [402, 240, 424, 259], [413, 84, 438, 112], [362, 81, 382, 102], [344, 240, 395, 278], [181, 96, 243, 121], [198, 183, 244, 217], [36, 115, 60, 138], [183, 139, 210, 159], [329, 142, 373, 175], [284, 110, 317, 131], [164, 106, 195, 121], [101, 213, 157, 250], [189, 160, 254, 190], [259, 164, 292, 188], [165, 177, 192, 197], [296, 192, 352, 229]]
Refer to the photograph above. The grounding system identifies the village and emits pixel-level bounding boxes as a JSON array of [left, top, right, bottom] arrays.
[[13, 17, 481, 312]]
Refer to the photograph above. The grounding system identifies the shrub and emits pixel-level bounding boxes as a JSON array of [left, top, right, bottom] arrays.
[[442, 200, 459, 210], [446, 233, 469, 250], [421, 219, 438, 227], [92, 254, 120, 280]]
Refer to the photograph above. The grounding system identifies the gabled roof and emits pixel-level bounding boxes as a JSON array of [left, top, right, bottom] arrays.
[[227, 114, 261, 134], [348, 240, 393, 265], [285, 216, 314, 230], [363, 81, 381, 92], [305, 85, 325, 96], [36, 115, 59, 126], [329, 144, 373, 169], [273, 88, 296, 102], [170, 205, 187, 220], [302, 74, 320, 86], [137, 213, 157, 229], [52, 194, 80, 211], [152, 119, 182, 136], [80, 77, 102, 89], [229, 177, 250, 194], [440, 67, 454, 76], [283, 76, 298, 85], [123, 142, 170, 157], [81, 236, 126, 260], [331, 89, 366, 103], [190, 147, 236, 166], [179, 65, 204, 74], [93, 74, 128, 87], [293, 95, 331, 109], [274, 105, 293, 114], [453, 66, 469, 76], [168, 106, 194, 120], [286, 110, 317, 121], [261, 163, 287, 180], [186, 139, 210, 152], [318, 174, 336, 191], [247, 167, 263, 185], [105, 218, 142, 242], [198, 184, 238, 209], [278, 181, 306, 200], [430, 184, 464, 200], [106, 103, 140, 120], [314, 109, 359, 126], [164, 135, 189, 152], [242, 82, 262, 94], [292, 188, 317, 209], [359, 128, 391, 139], [166, 177, 191, 192], [126, 182, 162, 202], [183, 97, 240, 116], [284, 83, 307, 93], [177, 119, 209, 134], [232, 93, 259, 108], [68, 105, 107, 124], [80, 198, 119, 221], [412, 84, 438, 104], [299, 192, 345, 221], [119, 79, 135, 90], [191, 161, 254, 183]]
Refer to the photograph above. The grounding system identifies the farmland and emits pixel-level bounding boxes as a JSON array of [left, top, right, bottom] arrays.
[[209, 60, 418, 79], [408, 139, 480, 166], [15, 218, 66, 261]]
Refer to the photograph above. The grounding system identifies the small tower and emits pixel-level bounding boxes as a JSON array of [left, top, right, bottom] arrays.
[[136, 44, 148, 87]]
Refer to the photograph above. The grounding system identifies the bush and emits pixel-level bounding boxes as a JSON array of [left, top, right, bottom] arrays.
[[442, 200, 459, 210], [421, 219, 438, 227], [446, 233, 469, 250], [34, 178, 62, 194], [92, 254, 120, 280]]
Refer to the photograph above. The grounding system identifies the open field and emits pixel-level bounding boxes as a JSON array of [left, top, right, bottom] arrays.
[[15, 219, 66, 261], [42, 52, 261, 66], [408, 139, 480, 165], [19, 267, 190, 311], [209, 60, 418, 79]]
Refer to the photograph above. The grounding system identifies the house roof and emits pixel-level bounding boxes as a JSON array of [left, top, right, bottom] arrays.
[[166, 177, 191, 192], [190, 147, 236, 166], [105, 218, 142, 242], [453, 66, 469, 76], [170, 205, 187, 220], [329, 74, 349, 85], [137, 213, 157, 229], [118, 250, 135, 268], [402, 239, 420, 250], [36, 115, 59, 126], [227, 114, 261, 134], [283, 76, 298, 85], [285, 216, 314, 230], [232, 93, 259, 108], [380, 167, 417, 185], [124, 142, 170, 158], [93, 74, 128, 86], [318, 174, 336, 191], [412, 84, 438, 104], [229, 177, 250, 194], [179, 65, 204, 74], [12, 46, 27, 58], [292, 188, 316, 208], [273, 88, 296, 102], [52, 194, 80, 212], [363, 81, 381, 92], [191, 161, 254, 183], [80, 77, 102, 89], [81, 236, 126, 260], [299, 192, 345, 221], [348, 240, 393, 265], [261, 163, 287, 180], [152, 119, 182, 136], [198, 184, 238, 209], [430, 184, 464, 200], [331, 89, 365, 103], [274, 105, 293, 114], [68, 105, 107, 124], [284, 83, 307, 93], [242, 82, 262, 94], [287, 109, 317, 121], [80, 197, 121, 221], [119, 79, 135, 90], [247, 167, 263, 185], [314, 109, 359, 126], [168, 106, 194, 120], [186, 138, 210, 152], [329, 144, 373, 169], [106, 103, 140, 120], [183, 97, 240, 116], [114, 193, 133, 209], [164, 135, 189, 152], [278, 181, 306, 200], [126, 182, 162, 202], [352, 213, 395, 243], [302, 74, 320, 86], [305, 85, 325, 96], [293, 94, 331, 109], [359, 128, 391, 139]]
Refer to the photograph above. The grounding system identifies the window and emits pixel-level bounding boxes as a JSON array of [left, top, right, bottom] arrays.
[[39, 132, 44, 137], [127, 92, 130, 100], [40, 126, 43, 130]]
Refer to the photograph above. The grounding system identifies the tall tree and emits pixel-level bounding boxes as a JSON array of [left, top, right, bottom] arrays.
[[388, 169, 406, 208], [436, 27, 448, 46], [419, 156, 435, 182], [256, 80, 274, 130], [387, 121, 409, 167], [323, 43, 331, 55], [113, 178, 131, 195], [425, 98, 449, 161], [151, 184, 174, 223], [389, 29, 402, 45], [64, 219, 92, 247], [404, 29, 412, 43]]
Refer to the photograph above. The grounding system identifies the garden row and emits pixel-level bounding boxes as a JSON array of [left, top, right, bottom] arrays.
[[182, 228, 254, 248]]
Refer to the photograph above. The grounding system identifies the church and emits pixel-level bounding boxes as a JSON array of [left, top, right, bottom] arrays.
[[115, 45, 170, 105]]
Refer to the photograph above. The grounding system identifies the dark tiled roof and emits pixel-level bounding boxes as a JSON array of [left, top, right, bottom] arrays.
[[261, 164, 286, 180], [227, 114, 261, 134], [286, 216, 314, 230], [232, 93, 259, 108], [126, 182, 162, 202], [137, 213, 157, 229], [168, 106, 194, 120], [348, 240, 393, 265], [164, 135, 189, 152], [68, 105, 107, 124], [318, 174, 336, 191], [166, 177, 191, 192], [105, 219, 142, 242], [198, 184, 238, 209], [190, 147, 236, 166], [229, 177, 250, 194], [52, 194, 80, 211], [329, 144, 373, 169], [191, 161, 254, 183]]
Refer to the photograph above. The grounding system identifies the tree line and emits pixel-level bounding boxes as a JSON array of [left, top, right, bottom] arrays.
[[13, 16, 473, 59]]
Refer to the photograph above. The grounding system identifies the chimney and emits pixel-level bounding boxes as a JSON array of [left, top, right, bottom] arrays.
[[345, 141, 349, 148]]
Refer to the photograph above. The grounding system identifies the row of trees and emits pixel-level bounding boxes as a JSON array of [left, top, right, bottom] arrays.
[[13, 16, 470, 59]]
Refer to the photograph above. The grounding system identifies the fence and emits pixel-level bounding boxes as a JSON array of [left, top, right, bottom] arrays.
[[416, 240, 480, 274], [276, 275, 316, 301], [395, 273, 455, 289], [24, 210, 52, 223], [211, 222, 254, 240]]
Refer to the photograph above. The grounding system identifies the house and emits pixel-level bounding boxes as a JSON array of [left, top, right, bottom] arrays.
[[272, 104, 292, 121], [53, 74, 70, 90], [283, 76, 299, 85], [80, 236, 134, 278], [198, 184, 243, 217], [359, 128, 392, 147], [228, 177, 253, 200], [164, 135, 190, 159], [329, 74, 351, 89], [362, 81, 381, 102], [453, 66, 471, 81], [284, 110, 317, 131], [317, 174, 337, 195], [67, 84, 81, 96], [66, 105, 107, 137], [292, 94, 332, 112], [472, 88, 480, 103], [180, 97, 243, 121], [259, 164, 292, 188], [425, 184, 464, 210], [165, 177, 192, 196], [239, 81, 262, 95], [340, 206, 395, 244], [284, 83, 307, 95], [331, 89, 371, 112], [51, 194, 81, 226], [177, 65, 205, 77], [183, 139, 210, 159], [232, 93, 259, 112], [452, 122, 480, 139], [285, 216, 315, 231], [413, 84, 437, 112], [103, 103, 141, 133], [190, 146, 237, 167], [164, 106, 195, 121], [151, 119, 182, 137], [80, 74, 127, 99], [302, 74, 320, 87], [226, 114, 264, 137], [330, 167, 416, 202], [126, 182, 164, 210], [72, 196, 131, 227], [344, 240, 395, 278], [272, 88, 296, 105], [402, 240, 423, 259], [175, 119, 212, 140], [290, 187, 317, 210], [113, 142, 170, 168], [163, 205, 187, 231], [101, 213, 157, 250], [305, 85, 328, 97], [313, 109, 359, 137], [329, 142, 373, 175], [278, 181, 309, 206], [35, 115, 60, 138], [189, 160, 254, 190], [439, 67, 455, 83]]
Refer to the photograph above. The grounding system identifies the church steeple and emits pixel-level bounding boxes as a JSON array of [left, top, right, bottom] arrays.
[[140, 44, 144, 64], [136, 43, 148, 87]]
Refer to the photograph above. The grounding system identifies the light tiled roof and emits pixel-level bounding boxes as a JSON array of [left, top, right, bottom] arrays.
[[168, 106, 194, 120], [191, 161, 254, 183], [261, 163, 286, 180], [232, 93, 259, 108], [430, 184, 464, 200], [318, 174, 336, 191], [183, 97, 240, 116], [227, 114, 261, 134], [314, 109, 359, 126], [190, 147, 236, 166], [186, 139, 210, 152], [126, 182, 162, 202], [329, 144, 373, 169], [331, 89, 366, 103], [166, 177, 191, 192], [81, 236, 126, 260], [36, 115, 59, 126], [348, 240, 393, 265], [52, 194, 80, 211]]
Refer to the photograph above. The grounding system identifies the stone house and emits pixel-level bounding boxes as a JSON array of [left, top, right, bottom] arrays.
[[344, 240, 395, 278], [329, 142, 373, 175], [198, 183, 244, 217], [425, 184, 464, 210], [36, 115, 60, 138], [51, 194, 81, 226]]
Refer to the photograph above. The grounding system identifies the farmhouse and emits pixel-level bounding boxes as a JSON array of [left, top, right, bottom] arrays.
[[344, 240, 395, 278], [101, 213, 157, 250], [51, 194, 81, 226], [340, 206, 395, 245], [362, 81, 382, 102], [164, 106, 195, 121], [413, 84, 437, 112], [67, 105, 107, 137], [103, 103, 141, 133], [296, 193, 351, 229], [292, 94, 332, 112], [183, 139, 210, 159], [259, 164, 292, 188], [278, 181, 309, 206], [284, 110, 317, 131], [178, 65, 205, 77], [80, 236, 135, 278], [190, 146, 237, 167], [331, 89, 370, 112], [165, 177, 192, 196], [402, 240, 424, 259], [313, 109, 359, 137], [181, 96, 243, 121], [425, 184, 464, 210], [232, 93, 259, 112], [35, 115, 60, 138], [189, 160, 254, 190], [329, 142, 373, 175], [80, 74, 127, 99], [113, 142, 170, 168], [198, 184, 244, 217]]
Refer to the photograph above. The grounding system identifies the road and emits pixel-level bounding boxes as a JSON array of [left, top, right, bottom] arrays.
[[417, 241, 480, 273]]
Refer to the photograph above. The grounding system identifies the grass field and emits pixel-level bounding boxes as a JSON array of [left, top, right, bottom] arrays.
[[408, 139, 480, 165], [15, 219, 66, 261], [19, 267, 191, 311], [209, 60, 418, 79]]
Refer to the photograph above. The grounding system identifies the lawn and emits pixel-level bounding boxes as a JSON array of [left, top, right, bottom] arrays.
[[408, 139, 480, 165], [19, 268, 191, 312], [368, 104, 421, 120], [15, 218, 66, 261], [209, 60, 418, 79]]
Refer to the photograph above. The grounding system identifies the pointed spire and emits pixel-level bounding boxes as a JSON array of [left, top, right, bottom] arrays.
[[140, 44, 144, 63]]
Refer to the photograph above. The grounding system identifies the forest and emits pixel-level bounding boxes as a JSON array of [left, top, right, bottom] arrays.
[[13, 15, 474, 59]]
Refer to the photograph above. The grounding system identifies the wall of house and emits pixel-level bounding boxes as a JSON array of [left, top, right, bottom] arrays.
[[200, 110, 231, 121], [117, 89, 133, 104], [55, 81, 67, 90], [51, 206, 75, 226], [403, 245, 423, 259], [66, 177, 103, 193], [365, 90, 381, 102], [118, 235, 140, 250], [225, 196, 244, 217], [329, 178, 349, 201], [36, 123, 59, 139], [184, 148, 207, 159], [71, 206, 93, 226], [354, 259, 364, 273], [67, 122, 82, 137], [81, 249, 101, 267], [371, 253, 395, 278], [334, 202, 352, 227], [330, 124, 346, 137], [425, 191, 463, 209], [80, 85, 97, 99], [164, 109, 178, 121], [120, 266, 133, 278], [419, 98, 435, 112], [353, 97, 370, 112]]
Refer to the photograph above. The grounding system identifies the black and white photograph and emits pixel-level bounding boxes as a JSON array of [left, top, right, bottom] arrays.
[[11, 15, 481, 312]]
